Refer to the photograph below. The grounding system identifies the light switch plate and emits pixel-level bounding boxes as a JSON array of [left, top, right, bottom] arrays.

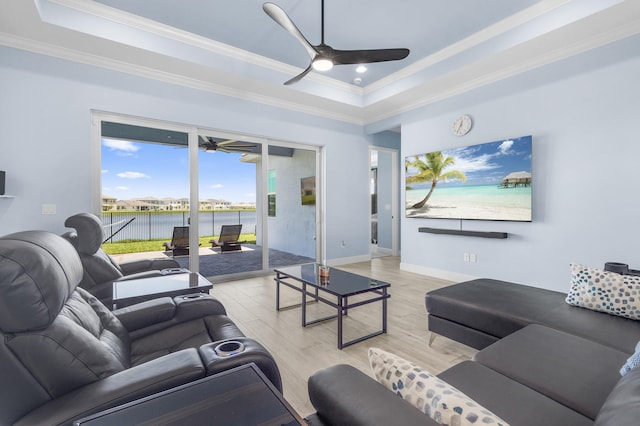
[[42, 204, 57, 215]]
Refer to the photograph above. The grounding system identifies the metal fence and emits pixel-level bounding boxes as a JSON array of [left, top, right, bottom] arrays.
[[102, 211, 257, 243]]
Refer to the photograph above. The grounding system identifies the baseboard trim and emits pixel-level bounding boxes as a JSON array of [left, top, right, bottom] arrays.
[[327, 255, 372, 267], [399, 262, 477, 283]]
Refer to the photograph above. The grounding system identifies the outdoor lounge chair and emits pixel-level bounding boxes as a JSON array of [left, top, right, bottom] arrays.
[[210, 224, 243, 252], [163, 226, 191, 256]]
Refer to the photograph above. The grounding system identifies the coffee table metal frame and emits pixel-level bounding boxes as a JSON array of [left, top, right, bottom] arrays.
[[274, 264, 390, 349]]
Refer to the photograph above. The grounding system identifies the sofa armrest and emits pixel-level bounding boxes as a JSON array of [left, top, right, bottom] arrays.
[[119, 258, 180, 275], [114, 297, 177, 331], [308, 365, 435, 426], [14, 349, 205, 426], [116, 295, 228, 339], [174, 293, 227, 318]]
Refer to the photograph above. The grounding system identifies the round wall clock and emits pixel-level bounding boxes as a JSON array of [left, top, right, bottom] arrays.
[[452, 115, 472, 136]]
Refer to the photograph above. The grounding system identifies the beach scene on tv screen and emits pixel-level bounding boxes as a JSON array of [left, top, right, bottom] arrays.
[[405, 135, 532, 221]]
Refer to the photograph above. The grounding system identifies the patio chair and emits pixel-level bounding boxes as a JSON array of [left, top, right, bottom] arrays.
[[163, 226, 191, 256], [210, 224, 243, 252]]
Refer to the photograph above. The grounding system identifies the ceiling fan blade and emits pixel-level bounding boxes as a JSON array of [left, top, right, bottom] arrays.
[[263, 3, 317, 59], [284, 63, 313, 85], [331, 48, 410, 65]]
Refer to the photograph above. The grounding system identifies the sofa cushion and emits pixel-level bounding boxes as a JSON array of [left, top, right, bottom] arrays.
[[425, 279, 640, 353], [594, 362, 640, 426], [473, 324, 627, 420], [368, 348, 509, 426], [439, 361, 593, 426], [567, 263, 640, 320]]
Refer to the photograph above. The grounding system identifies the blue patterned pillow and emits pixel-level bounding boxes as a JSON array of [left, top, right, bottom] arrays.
[[620, 340, 640, 376], [566, 263, 640, 320], [368, 348, 509, 426]]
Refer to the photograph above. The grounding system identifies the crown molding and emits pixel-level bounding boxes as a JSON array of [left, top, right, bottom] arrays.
[[364, 3, 640, 124], [364, 0, 573, 95], [0, 31, 365, 125], [45, 0, 363, 96]]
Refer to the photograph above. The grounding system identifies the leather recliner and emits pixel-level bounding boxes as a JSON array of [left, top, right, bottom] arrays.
[[62, 212, 182, 306], [0, 230, 281, 426]]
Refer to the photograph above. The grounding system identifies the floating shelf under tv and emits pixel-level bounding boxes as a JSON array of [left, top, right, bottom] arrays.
[[419, 227, 508, 239]]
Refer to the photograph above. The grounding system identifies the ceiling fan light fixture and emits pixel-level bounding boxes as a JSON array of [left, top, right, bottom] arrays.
[[312, 57, 333, 71]]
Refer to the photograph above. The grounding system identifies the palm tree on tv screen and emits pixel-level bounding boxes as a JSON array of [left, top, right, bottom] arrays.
[[406, 151, 467, 209]]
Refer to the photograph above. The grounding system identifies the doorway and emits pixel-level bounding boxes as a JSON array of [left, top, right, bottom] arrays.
[[369, 147, 398, 258]]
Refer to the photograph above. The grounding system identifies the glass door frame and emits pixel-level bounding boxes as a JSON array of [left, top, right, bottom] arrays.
[[92, 111, 323, 276]]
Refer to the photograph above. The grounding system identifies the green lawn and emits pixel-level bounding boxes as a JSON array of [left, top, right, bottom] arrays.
[[103, 233, 257, 254]]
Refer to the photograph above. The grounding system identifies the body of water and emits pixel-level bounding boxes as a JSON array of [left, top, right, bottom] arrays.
[[102, 211, 257, 242]]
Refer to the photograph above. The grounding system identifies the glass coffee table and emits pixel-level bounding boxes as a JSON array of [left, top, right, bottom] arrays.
[[274, 263, 390, 349]]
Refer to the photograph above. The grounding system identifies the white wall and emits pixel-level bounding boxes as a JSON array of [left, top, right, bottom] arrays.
[[400, 54, 640, 291], [0, 47, 371, 263], [268, 149, 316, 258]]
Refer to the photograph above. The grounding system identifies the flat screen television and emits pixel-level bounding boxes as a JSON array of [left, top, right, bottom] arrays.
[[301, 176, 316, 205], [405, 135, 532, 221]]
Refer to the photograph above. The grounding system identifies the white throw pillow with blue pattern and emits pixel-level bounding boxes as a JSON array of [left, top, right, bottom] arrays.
[[368, 348, 509, 426], [620, 340, 640, 376], [566, 263, 640, 320]]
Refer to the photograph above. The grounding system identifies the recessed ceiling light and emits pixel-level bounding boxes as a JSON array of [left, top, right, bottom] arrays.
[[356, 65, 368, 73], [353, 77, 363, 84]]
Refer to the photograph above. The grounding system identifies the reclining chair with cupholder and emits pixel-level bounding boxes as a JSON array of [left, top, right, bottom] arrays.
[[0, 230, 281, 426], [62, 212, 184, 307]]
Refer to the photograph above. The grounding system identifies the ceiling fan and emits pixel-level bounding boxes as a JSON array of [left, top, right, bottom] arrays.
[[263, 1, 410, 85], [198, 136, 259, 153]]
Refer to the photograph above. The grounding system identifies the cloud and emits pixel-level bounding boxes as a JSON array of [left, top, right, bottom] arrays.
[[116, 186, 129, 191], [101, 169, 108, 174], [117, 171, 150, 179], [210, 183, 224, 189], [448, 152, 499, 174], [103, 139, 139, 153], [498, 140, 514, 155]]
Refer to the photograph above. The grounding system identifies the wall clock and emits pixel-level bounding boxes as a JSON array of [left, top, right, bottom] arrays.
[[452, 115, 472, 136]]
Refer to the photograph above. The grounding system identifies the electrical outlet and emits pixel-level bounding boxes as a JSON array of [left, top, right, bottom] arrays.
[[463, 253, 470, 262], [470, 253, 477, 263]]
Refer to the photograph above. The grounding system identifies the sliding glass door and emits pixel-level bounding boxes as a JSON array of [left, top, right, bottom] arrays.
[[93, 113, 321, 280], [266, 144, 318, 268], [196, 132, 262, 278]]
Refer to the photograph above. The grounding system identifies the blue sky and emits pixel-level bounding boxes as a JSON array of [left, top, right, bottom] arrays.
[[101, 139, 256, 202], [406, 135, 532, 187]]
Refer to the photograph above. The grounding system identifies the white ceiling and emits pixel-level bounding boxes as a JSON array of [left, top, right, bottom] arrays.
[[92, 0, 541, 85], [2, 0, 640, 126]]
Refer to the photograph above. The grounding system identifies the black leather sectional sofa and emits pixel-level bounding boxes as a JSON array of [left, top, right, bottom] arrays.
[[306, 278, 640, 425], [0, 230, 281, 426]]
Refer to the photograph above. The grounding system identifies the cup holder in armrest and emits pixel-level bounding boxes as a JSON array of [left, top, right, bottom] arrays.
[[214, 341, 245, 357], [160, 267, 189, 275], [181, 293, 206, 300]]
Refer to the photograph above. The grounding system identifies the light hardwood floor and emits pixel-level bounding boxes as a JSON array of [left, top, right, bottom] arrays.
[[210, 256, 476, 418]]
